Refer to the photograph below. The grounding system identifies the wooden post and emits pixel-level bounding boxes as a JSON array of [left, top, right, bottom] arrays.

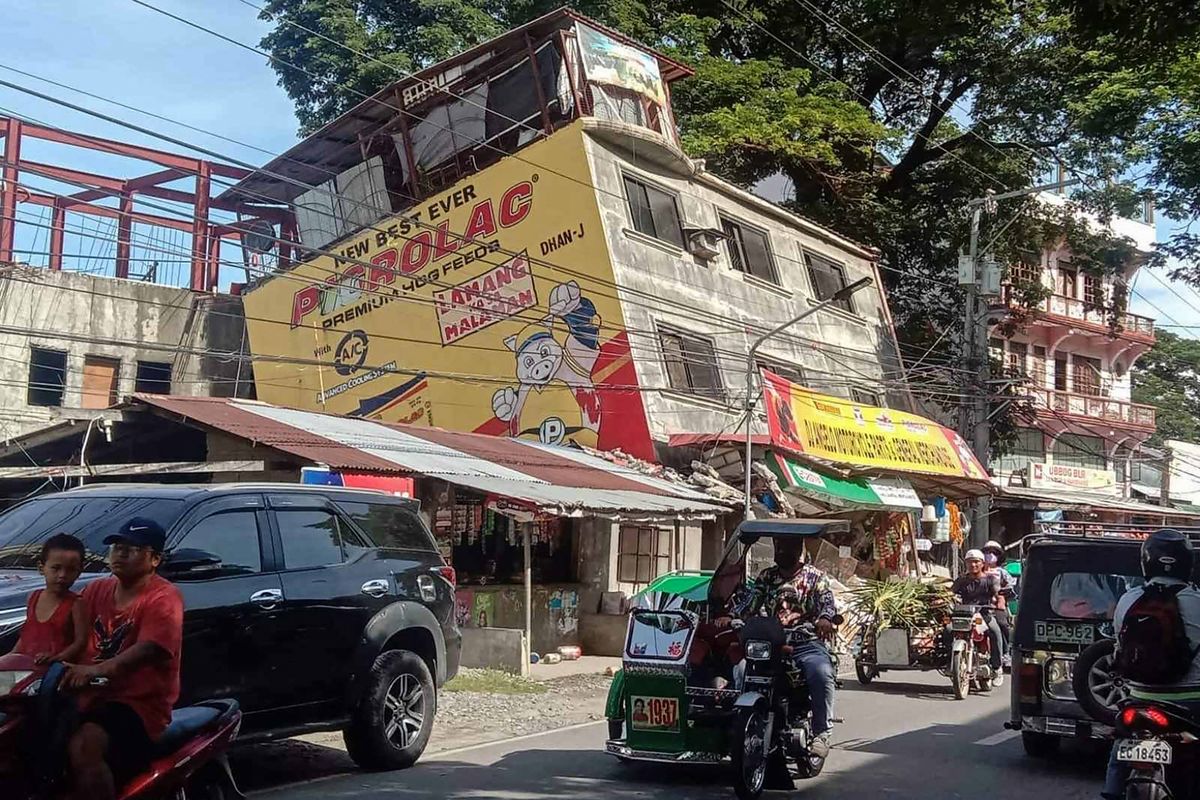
[[524, 522, 533, 660]]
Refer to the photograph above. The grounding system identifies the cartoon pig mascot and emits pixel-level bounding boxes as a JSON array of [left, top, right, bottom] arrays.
[[491, 281, 602, 446]]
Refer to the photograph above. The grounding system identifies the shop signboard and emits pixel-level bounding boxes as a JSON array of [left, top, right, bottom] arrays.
[[769, 452, 922, 510], [1029, 461, 1118, 493], [762, 371, 989, 481], [576, 23, 667, 106], [243, 123, 654, 460]]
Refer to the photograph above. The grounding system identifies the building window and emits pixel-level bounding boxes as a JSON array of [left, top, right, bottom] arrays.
[[1058, 264, 1079, 298], [851, 387, 881, 406], [1054, 356, 1069, 391], [135, 361, 172, 394], [721, 217, 778, 284], [1007, 253, 1041, 287], [28, 347, 67, 407], [617, 525, 671, 584], [1006, 341, 1028, 379], [659, 326, 724, 399], [757, 358, 804, 385], [1032, 345, 1047, 388], [1052, 433, 1107, 470], [806, 252, 855, 313], [988, 337, 1005, 362], [623, 175, 684, 248], [992, 427, 1045, 474], [80, 356, 120, 410], [1084, 274, 1103, 308], [1073, 355, 1102, 396]]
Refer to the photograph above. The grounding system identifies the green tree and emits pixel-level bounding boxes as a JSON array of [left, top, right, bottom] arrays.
[[1133, 331, 1200, 446]]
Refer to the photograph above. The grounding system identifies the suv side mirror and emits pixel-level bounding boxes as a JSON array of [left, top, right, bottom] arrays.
[[162, 548, 223, 577]]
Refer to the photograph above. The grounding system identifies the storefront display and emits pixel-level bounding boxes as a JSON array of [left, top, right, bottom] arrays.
[[436, 490, 575, 586]]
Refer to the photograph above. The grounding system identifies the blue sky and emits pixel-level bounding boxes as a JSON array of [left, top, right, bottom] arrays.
[[1, 0, 1197, 337]]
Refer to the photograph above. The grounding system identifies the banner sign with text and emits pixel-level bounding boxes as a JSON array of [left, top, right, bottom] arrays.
[[762, 371, 990, 481]]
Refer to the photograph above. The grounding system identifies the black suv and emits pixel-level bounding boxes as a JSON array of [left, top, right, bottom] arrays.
[[0, 484, 461, 770]]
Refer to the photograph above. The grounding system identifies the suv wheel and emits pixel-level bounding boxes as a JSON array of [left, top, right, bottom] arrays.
[[344, 649, 437, 770]]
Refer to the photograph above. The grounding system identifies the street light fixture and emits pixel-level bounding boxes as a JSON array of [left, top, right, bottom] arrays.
[[742, 276, 874, 519]]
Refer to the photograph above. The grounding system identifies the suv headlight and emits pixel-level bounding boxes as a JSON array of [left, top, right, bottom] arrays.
[[745, 640, 772, 661], [0, 670, 32, 696], [1044, 657, 1075, 701]]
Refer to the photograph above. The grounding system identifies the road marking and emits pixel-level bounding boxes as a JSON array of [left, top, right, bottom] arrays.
[[429, 720, 607, 760], [974, 730, 1020, 746], [248, 720, 610, 796]]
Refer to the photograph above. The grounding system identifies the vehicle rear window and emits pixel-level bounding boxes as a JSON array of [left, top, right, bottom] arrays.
[[0, 495, 185, 572], [335, 500, 435, 552], [1050, 572, 1144, 619]]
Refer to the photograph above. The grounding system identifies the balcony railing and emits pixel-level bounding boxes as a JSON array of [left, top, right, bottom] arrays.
[[1023, 387, 1156, 429], [1043, 294, 1156, 337], [1004, 290, 1156, 339]]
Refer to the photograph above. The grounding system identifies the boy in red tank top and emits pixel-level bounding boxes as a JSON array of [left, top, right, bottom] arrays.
[[15, 533, 87, 665]]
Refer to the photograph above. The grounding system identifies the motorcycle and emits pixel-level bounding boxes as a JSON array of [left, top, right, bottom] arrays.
[[0, 653, 244, 799], [730, 613, 841, 800], [948, 604, 999, 700], [1110, 698, 1200, 800]]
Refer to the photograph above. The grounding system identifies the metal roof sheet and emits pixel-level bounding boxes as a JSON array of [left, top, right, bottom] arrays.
[[137, 396, 726, 519], [997, 484, 1200, 517]]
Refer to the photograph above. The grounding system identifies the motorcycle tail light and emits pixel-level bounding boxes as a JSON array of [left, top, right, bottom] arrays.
[[1121, 707, 1138, 727], [1145, 707, 1171, 729]]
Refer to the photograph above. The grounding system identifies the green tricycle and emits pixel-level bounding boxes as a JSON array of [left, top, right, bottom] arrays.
[[604, 519, 847, 797]]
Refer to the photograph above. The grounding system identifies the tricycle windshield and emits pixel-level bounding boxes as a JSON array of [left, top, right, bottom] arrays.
[[625, 610, 696, 663]]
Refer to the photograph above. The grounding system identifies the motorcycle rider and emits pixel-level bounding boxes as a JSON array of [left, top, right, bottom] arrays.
[[1101, 530, 1200, 800], [948, 549, 1004, 676], [981, 540, 1014, 669], [736, 537, 838, 759], [61, 517, 184, 800]]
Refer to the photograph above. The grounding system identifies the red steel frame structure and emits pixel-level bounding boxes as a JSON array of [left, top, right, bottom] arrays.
[[0, 115, 290, 292]]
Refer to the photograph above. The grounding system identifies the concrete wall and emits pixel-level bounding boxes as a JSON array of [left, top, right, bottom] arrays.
[[0, 266, 252, 438], [581, 122, 904, 446], [460, 627, 530, 676]]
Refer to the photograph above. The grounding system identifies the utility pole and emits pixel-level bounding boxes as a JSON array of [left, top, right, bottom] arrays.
[[958, 205, 991, 548], [958, 177, 1082, 548]]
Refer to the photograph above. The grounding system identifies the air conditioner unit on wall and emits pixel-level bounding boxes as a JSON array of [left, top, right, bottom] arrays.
[[682, 226, 726, 261]]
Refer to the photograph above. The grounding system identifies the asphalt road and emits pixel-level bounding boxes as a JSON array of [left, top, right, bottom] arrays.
[[247, 673, 1107, 800]]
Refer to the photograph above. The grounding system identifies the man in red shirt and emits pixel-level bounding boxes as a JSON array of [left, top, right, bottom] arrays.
[[61, 517, 183, 800]]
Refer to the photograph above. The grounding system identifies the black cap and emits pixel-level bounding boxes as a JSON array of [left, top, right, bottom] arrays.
[[103, 517, 167, 553]]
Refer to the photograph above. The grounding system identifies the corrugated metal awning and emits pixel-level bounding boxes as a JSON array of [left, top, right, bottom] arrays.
[[996, 484, 1200, 517], [138, 396, 728, 520]]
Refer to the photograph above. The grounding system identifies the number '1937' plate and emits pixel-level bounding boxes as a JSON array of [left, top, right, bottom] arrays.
[[1034, 620, 1094, 646], [630, 696, 679, 731], [1116, 738, 1172, 765]]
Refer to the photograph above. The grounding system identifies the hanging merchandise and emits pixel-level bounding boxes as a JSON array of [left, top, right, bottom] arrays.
[[933, 512, 951, 543], [948, 502, 965, 546]]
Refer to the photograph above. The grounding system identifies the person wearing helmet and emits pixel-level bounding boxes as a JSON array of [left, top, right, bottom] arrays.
[[946, 549, 1004, 675], [1101, 530, 1200, 799], [982, 540, 1014, 670]]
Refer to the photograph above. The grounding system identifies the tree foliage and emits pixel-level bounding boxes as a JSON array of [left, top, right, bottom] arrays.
[[1133, 331, 1200, 447]]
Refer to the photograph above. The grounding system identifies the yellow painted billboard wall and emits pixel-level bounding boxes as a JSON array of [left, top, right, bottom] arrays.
[[243, 123, 655, 459]]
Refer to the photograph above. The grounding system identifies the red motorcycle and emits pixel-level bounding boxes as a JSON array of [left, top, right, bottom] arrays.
[[0, 653, 244, 799], [948, 604, 999, 700]]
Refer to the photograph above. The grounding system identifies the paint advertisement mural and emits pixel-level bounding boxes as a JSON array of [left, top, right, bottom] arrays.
[[243, 123, 654, 460]]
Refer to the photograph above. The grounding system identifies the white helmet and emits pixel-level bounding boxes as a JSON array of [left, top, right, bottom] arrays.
[[965, 549, 985, 562]]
